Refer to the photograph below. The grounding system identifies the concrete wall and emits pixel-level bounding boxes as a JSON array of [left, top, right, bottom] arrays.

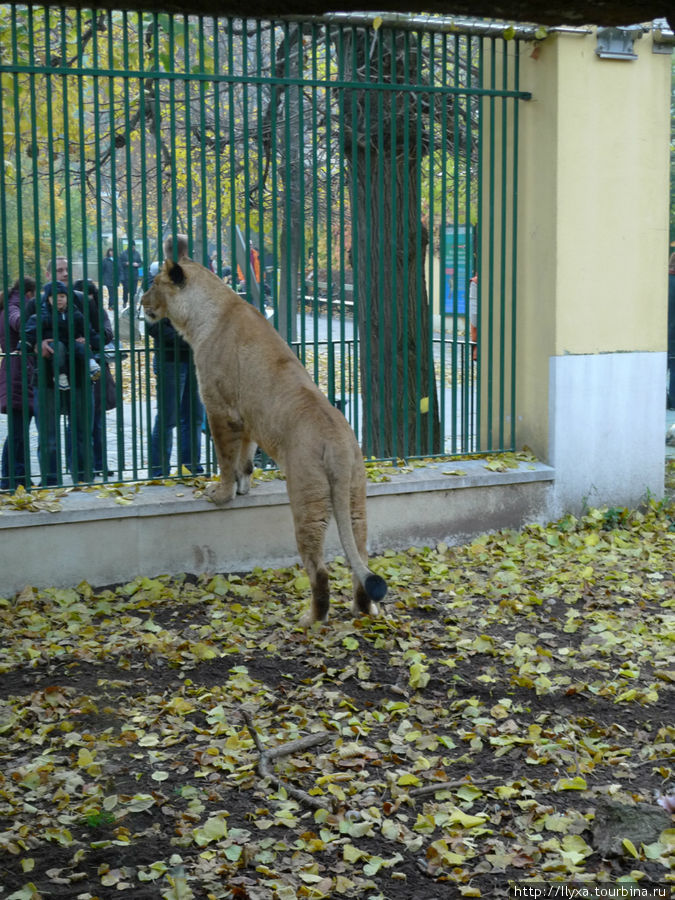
[[513, 27, 671, 513], [0, 461, 554, 597]]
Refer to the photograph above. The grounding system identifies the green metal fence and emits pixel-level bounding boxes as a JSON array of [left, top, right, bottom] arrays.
[[0, 7, 530, 490]]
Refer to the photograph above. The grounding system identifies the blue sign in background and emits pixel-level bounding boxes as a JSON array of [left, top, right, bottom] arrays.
[[444, 224, 472, 315]]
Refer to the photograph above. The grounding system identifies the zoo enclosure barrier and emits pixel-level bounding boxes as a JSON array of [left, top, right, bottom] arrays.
[[0, 7, 528, 490]]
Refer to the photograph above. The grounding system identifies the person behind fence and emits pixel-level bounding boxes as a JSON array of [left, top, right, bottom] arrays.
[[73, 278, 116, 477], [0, 276, 37, 490], [148, 313, 204, 478], [120, 241, 142, 309], [22, 279, 101, 484], [24, 281, 101, 390], [469, 273, 478, 361], [101, 247, 118, 311]]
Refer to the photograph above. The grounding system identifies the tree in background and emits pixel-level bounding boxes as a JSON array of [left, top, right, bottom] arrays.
[[1, 8, 479, 460]]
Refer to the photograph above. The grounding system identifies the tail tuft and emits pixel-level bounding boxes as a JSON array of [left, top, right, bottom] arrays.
[[364, 573, 388, 602]]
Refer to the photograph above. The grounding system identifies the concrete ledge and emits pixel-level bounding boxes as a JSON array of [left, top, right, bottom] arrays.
[[0, 459, 554, 597]]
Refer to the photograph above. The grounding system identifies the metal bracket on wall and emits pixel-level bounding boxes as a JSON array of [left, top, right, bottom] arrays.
[[595, 25, 642, 59], [651, 19, 675, 54]]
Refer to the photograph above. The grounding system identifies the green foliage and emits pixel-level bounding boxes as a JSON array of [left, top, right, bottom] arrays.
[[0, 6, 481, 287], [80, 810, 116, 829]]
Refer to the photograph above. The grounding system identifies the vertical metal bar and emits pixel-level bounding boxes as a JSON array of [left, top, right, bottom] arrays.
[[387, 26, 400, 459], [212, 16, 223, 288], [120, 10, 140, 478], [450, 33, 461, 455], [375, 26, 385, 457], [105, 9, 126, 476], [5, 7, 29, 489], [41, 6, 64, 484], [475, 36, 484, 452], [241, 16, 252, 307], [400, 29, 410, 460], [309, 23, 320, 383], [75, 8, 96, 483], [413, 29, 424, 457], [426, 30, 436, 458], [0, 17, 12, 486], [336, 26, 349, 425], [91, 8, 111, 480], [28, 6, 47, 486], [436, 32, 448, 456], [146, 11, 162, 478], [458, 34, 469, 454], [20, 3, 33, 486], [510, 41, 520, 452], [348, 26, 360, 446], [499, 38, 509, 451], [362, 27, 374, 456], [58, 7, 83, 484], [463, 34, 474, 453], [134, 9, 149, 476], [268, 21, 280, 335], [457, 33, 467, 454], [486, 37, 496, 451], [192, 14, 208, 473], [255, 19, 266, 316], [297, 25, 306, 357], [322, 23, 336, 408]]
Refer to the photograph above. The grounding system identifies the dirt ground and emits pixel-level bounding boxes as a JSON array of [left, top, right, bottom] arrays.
[[1, 488, 674, 899]]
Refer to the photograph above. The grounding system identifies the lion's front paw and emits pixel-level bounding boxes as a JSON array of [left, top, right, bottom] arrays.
[[205, 480, 236, 505]]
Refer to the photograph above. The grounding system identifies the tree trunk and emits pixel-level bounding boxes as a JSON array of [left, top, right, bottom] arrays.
[[342, 29, 441, 459], [275, 24, 302, 345]]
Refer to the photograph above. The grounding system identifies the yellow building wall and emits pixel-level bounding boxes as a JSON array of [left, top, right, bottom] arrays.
[[514, 28, 671, 460]]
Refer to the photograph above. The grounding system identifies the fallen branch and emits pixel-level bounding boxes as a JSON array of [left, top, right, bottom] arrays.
[[409, 779, 472, 798], [241, 709, 333, 811]]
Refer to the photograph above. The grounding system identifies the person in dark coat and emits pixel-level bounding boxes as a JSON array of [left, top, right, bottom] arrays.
[[119, 241, 142, 309], [73, 279, 115, 476], [24, 282, 102, 390], [0, 277, 37, 489], [101, 248, 118, 310], [147, 315, 204, 478], [24, 280, 101, 484]]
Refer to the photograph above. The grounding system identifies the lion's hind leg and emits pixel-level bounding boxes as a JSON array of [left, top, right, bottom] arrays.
[[205, 409, 243, 505], [235, 437, 256, 496], [288, 483, 332, 627], [350, 469, 380, 618]]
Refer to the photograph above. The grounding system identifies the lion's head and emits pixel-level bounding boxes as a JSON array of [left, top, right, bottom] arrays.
[[141, 234, 190, 324]]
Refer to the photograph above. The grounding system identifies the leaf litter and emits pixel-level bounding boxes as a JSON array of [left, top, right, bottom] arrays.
[[0, 499, 674, 899]]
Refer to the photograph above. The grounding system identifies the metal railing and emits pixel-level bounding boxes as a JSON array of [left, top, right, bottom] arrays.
[[0, 7, 526, 491]]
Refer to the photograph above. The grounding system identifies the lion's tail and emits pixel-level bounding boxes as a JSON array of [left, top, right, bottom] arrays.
[[329, 465, 387, 604]]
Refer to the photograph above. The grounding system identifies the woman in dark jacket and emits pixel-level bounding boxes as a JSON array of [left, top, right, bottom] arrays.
[[0, 277, 37, 489], [23, 281, 102, 485], [73, 279, 115, 476]]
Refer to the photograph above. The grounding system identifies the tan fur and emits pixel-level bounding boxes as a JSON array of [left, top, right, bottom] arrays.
[[142, 236, 387, 625]]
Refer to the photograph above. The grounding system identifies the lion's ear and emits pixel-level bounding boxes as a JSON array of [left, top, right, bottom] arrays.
[[164, 234, 189, 260], [167, 262, 186, 287]]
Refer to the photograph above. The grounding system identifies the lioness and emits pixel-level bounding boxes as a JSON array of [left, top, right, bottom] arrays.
[[142, 236, 387, 625]]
